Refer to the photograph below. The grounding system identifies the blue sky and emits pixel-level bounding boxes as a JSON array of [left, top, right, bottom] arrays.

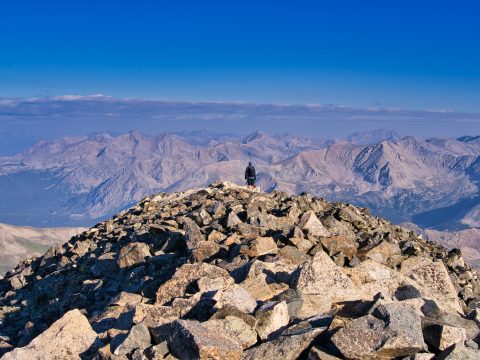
[[1, 0, 479, 111]]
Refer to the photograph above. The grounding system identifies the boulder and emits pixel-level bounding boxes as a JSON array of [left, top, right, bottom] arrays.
[[254, 301, 290, 340], [298, 211, 331, 238], [240, 237, 278, 257], [332, 302, 427, 359], [423, 323, 467, 351], [117, 242, 151, 269], [438, 342, 480, 359], [132, 303, 178, 328], [292, 250, 356, 314], [112, 321, 151, 356], [152, 319, 243, 360], [1, 309, 98, 360], [203, 315, 257, 349], [240, 260, 295, 302], [210, 305, 256, 328], [243, 327, 323, 360], [155, 263, 232, 305], [320, 235, 357, 260], [211, 283, 257, 313], [400, 256, 463, 313]]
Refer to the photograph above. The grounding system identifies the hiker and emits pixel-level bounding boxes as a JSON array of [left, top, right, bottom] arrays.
[[245, 161, 256, 189]]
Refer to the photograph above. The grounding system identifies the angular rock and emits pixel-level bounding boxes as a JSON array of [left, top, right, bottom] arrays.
[[211, 283, 257, 313], [401, 256, 463, 313], [293, 250, 356, 314], [117, 242, 151, 269], [320, 235, 357, 260], [210, 305, 256, 328], [155, 263, 232, 305], [152, 319, 243, 360], [1, 309, 98, 360], [298, 211, 331, 238], [243, 327, 323, 360], [112, 321, 151, 356], [254, 301, 290, 340], [423, 323, 467, 351], [332, 303, 427, 359], [203, 315, 257, 349], [438, 342, 480, 359], [240, 237, 278, 257]]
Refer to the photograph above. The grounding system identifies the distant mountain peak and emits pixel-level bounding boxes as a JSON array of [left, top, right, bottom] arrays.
[[241, 130, 268, 144], [457, 135, 480, 143]]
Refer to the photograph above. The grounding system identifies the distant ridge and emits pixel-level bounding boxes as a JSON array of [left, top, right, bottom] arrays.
[[1, 130, 480, 232]]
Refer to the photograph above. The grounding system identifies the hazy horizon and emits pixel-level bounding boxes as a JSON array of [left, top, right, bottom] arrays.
[[2, 94, 480, 155]]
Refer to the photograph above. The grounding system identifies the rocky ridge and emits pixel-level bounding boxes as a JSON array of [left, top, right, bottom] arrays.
[[1, 182, 480, 359]]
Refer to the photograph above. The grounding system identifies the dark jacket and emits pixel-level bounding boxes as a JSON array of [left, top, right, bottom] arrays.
[[245, 165, 256, 180]]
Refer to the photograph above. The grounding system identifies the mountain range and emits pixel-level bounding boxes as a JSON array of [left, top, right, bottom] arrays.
[[1, 129, 480, 232]]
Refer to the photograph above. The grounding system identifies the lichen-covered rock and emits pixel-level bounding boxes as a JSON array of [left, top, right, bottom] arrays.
[[112, 321, 151, 355], [1, 182, 480, 359], [240, 236, 278, 257], [254, 301, 290, 340], [332, 302, 427, 359], [155, 263, 232, 304], [203, 315, 257, 349], [153, 319, 243, 360], [292, 250, 356, 313], [243, 327, 323, 360], [298, 211, 331, 238], [1, 309, 98, 360], [117, 242, 151, 269]]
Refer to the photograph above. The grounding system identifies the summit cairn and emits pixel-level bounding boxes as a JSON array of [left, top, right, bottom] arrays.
[[0, 181, 479, 359]]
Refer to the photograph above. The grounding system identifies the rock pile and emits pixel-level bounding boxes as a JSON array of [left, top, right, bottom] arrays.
[[1, 182, 480, 359]]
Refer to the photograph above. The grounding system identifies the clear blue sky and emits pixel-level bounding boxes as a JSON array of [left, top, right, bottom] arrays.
[[1, 0, 479, 111]]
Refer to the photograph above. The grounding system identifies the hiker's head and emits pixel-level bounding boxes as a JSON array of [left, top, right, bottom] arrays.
[[249, 162, 253, 166]]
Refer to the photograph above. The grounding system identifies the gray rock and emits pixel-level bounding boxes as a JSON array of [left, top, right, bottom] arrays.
[[113, 321, 151, 355], [152, 319, 243, 360], [244, 327, 323, 360]]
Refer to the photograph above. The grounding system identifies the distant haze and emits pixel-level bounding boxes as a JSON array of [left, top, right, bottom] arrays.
[[1, 95, 480, 155]]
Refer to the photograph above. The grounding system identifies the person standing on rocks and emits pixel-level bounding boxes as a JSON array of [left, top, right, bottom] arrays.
[[245, 162, 256, 189]]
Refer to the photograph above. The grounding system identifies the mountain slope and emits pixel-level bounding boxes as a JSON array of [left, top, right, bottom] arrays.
[[0, 223, 85, 274], [0, 183, 478, 359]]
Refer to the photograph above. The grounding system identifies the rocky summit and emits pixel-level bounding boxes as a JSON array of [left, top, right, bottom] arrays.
[[1, 182, 480, 359]]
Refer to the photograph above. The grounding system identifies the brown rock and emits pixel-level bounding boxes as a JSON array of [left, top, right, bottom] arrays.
[[243, 327, 323, 360], [320, 235, 357, 260], [2, 309, 98, 360], [153, 319, 243, 360], [240, 237, 278, 257], [155, 263, 232, 305], [117, 242, 151, 269], [203, 316, 257, 349], [298, 211, 331, 238], [293, 250, 356, 314]]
